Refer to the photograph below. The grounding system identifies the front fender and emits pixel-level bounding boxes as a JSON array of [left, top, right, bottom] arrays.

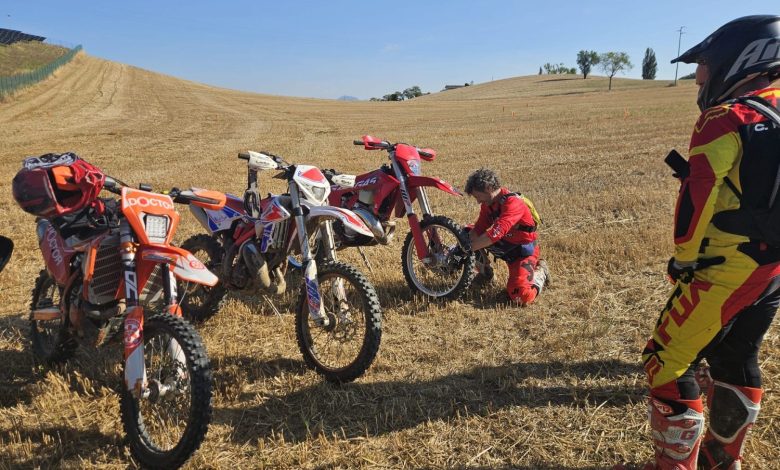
[[138, 245, 219, 287], [406, 175, 462, 197], [303, 204, 374, 238]]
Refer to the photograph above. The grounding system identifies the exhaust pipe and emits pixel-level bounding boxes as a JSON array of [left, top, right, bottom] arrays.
[[241, 242, 285, 295]]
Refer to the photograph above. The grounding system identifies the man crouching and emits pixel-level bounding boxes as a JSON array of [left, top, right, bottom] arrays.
[[465, 168, 549, 306]]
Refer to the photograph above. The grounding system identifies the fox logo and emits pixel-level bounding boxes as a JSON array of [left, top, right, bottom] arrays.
[[725, 37, 780, 81]]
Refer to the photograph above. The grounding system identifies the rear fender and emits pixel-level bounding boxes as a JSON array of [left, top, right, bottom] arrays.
[[137, 245, 219, 287], [303, 204, 374, 238], [406, 175, 463, 197]]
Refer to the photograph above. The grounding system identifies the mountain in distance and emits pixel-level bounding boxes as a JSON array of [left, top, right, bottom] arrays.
[[337, 95, 359, 101]]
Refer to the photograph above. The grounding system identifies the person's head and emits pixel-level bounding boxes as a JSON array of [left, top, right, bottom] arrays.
[[465, 168, 502, 204], [672, 15, 780, 111]]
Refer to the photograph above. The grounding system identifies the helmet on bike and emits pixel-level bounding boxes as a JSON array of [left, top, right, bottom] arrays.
[[672, 15, 780, 111], [12, 153, 106, 218]]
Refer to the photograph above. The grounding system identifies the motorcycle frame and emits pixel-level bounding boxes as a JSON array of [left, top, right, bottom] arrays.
[[328, 143, 463, 260]]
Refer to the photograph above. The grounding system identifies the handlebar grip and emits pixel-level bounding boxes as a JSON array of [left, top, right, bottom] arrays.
[[418, 149, 433, 158], [238, 152, 250, 160], [353, 140, 363, 146]]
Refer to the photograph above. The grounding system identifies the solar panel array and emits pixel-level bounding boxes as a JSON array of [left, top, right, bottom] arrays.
[[0, 28, 46, 45]]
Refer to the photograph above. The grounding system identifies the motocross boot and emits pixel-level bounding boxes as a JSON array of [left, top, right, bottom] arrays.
[[632, 397, 705, 470], [698, 382, 761, 470], [532, 259, 549, 294]]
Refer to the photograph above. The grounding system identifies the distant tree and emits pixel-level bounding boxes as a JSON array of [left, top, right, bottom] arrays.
[[642, 48, 657, 80], [576, 50, 600, 79], [568, 67, 577, 75], [598, 51, 633, 90], [369, 97, 381, 101], [680, 72, 696, 80], [382, 91, 404, 101], [402, 86, 423, 100], [539, 66, 543, 75], [543, 62, 572, 74]]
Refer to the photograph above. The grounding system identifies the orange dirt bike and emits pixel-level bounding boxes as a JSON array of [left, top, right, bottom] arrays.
[[12, 153, 224, 469], [315, 136, 475, 300], [181, 151, 382, 383]]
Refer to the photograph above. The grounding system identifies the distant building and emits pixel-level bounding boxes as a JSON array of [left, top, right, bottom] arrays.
[[442, 85, 465, 91], [0, 28, 46, 45]]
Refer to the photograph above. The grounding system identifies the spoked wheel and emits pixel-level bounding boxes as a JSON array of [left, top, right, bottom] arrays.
[[401, 215, 475, 300], [120, 313, 212, 469], [295, 262, 381, 383], [29, 270, 76, 365], [179, 235, 226, 323]]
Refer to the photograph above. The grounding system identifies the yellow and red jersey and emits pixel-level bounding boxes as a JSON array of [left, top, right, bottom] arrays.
[[674, 87, 780, 262]]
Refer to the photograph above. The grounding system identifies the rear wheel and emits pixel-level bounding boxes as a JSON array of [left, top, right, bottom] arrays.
[[29, 270, 76, 365], [401, 215, 475, 300], [120, 313, 212, 469], [179, 235, 226, 323], [295, 262, 381, 383]]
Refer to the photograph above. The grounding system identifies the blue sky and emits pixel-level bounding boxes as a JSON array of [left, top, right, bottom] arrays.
[[2, 1, 772, 99]]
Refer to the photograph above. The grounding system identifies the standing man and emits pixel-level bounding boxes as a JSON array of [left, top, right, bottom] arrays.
[[624, 16, 780, 470], [464, 168, 548, 306]]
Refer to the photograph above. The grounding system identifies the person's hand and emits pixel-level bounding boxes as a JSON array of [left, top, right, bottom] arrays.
[[667, 258, 697, 283], [667, 256, 725, 283]]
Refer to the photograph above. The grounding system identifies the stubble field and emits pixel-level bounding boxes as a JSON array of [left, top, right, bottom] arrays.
[[1, 52, 779, 469]]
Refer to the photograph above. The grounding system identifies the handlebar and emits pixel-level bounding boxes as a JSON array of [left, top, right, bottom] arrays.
[[418, 149, 433, 158], [238, 152, 250, 161], [353, 140, 363, 146]]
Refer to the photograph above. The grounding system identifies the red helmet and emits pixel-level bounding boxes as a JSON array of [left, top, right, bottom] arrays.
[[12, 153, 105, 218]]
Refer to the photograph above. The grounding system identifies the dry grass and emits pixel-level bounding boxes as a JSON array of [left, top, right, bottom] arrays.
[[1, 54, 778, 469], [0, 42, 69, 76]]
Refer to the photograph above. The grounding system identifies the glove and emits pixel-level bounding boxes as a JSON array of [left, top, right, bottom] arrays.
[[667, 256, 726, 284]]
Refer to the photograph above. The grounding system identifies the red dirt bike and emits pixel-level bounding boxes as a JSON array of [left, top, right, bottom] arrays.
[[319, 135, 475, 300], [181, 151, 382, 383], [14, 154, 224, 469]]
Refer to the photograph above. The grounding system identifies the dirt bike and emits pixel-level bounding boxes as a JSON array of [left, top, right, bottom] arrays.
[[319, 135, 475, 300], [0, 235, 12, 272], [182, 150, 382, 383], [21, 159, 224, 469]]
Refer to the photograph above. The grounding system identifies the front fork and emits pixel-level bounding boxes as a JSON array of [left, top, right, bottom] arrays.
[[122, 221, 186, 398], [291, 187, 329, 326]]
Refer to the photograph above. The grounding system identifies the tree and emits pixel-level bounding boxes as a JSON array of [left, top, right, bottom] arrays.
[[598, 52, 633, 90], [539, 66, 543, 75], [543, 62, 572, 74], [402, 86, 423, 100], [576, 50, 600, 79], [642, 48, 657, 80]]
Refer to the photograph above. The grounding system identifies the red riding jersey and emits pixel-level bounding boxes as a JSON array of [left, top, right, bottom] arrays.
[[473, 187, 537, 246]]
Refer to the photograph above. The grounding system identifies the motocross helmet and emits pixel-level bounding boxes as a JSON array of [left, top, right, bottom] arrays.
[[12, 153, 105, 218], [672, 15, 780, 111]]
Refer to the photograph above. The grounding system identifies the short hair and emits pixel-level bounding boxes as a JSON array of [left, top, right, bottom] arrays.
[[465, 168, 501, 194]]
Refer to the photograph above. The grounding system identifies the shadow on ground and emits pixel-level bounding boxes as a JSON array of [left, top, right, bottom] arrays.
[[216, 358, 644, 444]]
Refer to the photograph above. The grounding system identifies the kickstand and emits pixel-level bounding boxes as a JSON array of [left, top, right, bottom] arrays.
[[262, 295, 282, 317], [357, 246, 373, 273]]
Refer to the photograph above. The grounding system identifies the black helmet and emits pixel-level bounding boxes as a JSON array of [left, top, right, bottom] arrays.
[[672, 15, 780, 111]]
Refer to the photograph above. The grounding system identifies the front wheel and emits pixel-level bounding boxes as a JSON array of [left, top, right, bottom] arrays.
[[295, 262, 382, 383], [120, 313, 212, 469], [401, 215, 475, 300]]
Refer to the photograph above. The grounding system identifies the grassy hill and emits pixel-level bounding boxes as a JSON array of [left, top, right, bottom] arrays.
[[0, 41, 69, 76], [1, 53, 776, 469], [421, 73, 675, 101]]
